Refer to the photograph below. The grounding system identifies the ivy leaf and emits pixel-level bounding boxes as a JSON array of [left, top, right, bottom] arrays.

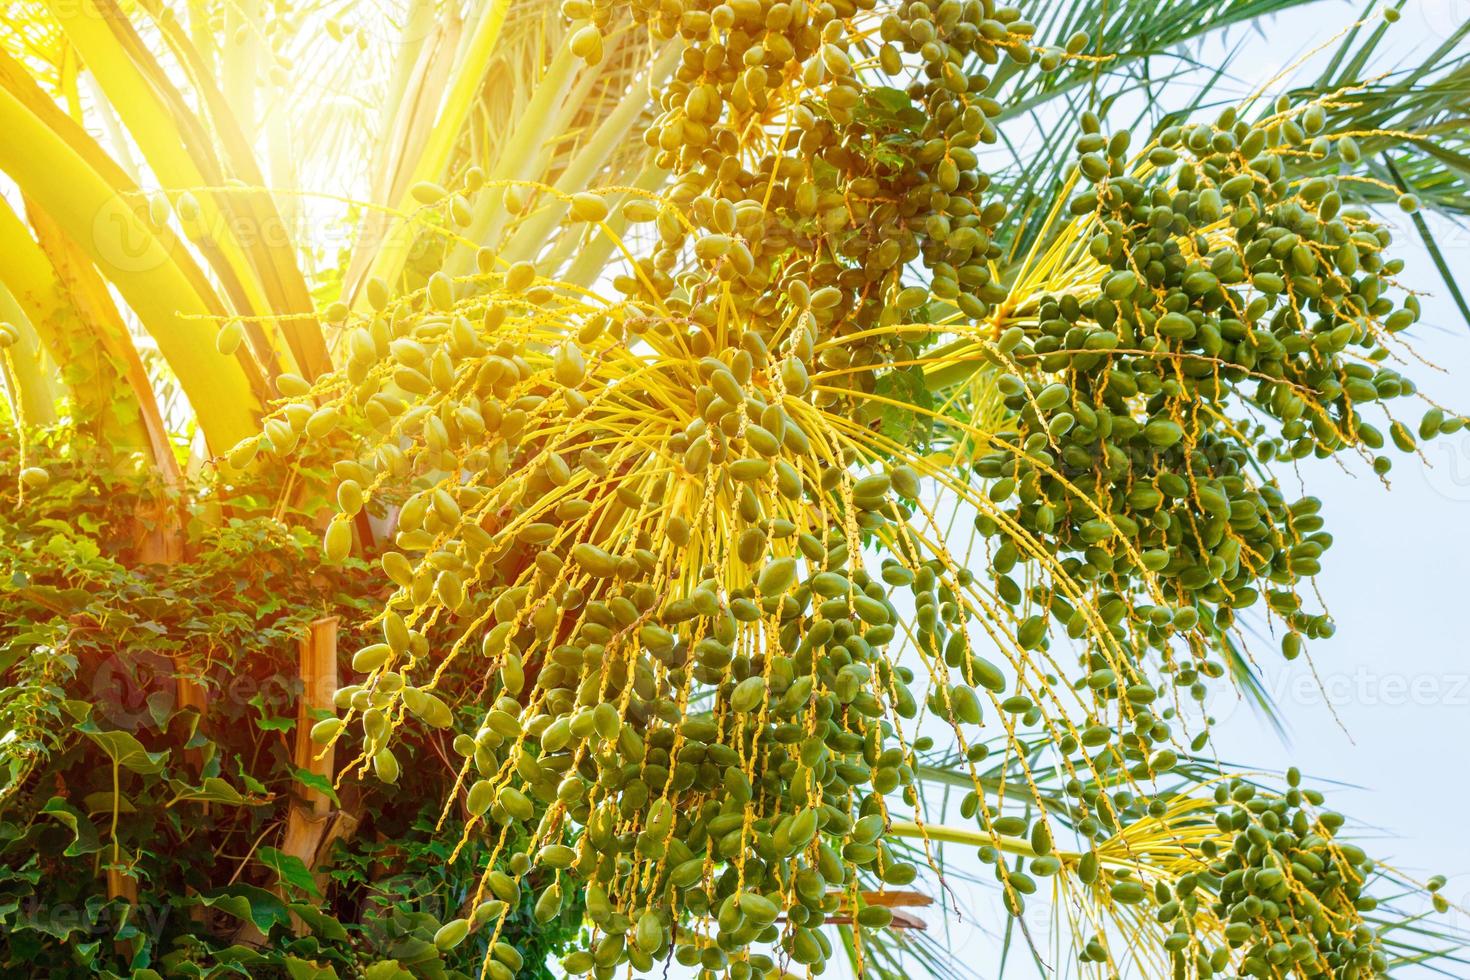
[[255, 715, 296, 733], [386, 937, 439, 965], [146, 690, 175, 730], [60, 699, 93, 722], [202, 943, 271, 968], [853, 86, 924, 132], [287, 904, 349, 942], [79, 726, 169, 775], [167, 777, 253, 807], [259, 846, 321, 898], [870, 366, 935, 450], [290, 766, 340, 806], [39, 797, 101, 857], [82, 790, 137, 816], [284, 958, 340, 980], [23, 585, 93, 613], [237, 764, 268, 796], [176, 706, 207, 748], [199, 885, 292, 935], [873, 140, 909, 171], [13, 900, 93, 941]]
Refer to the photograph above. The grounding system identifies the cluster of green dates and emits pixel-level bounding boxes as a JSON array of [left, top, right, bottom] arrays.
[[1126, 774, 1393, 979], [260, 0, 1465, 976], [973, 100, 1460, 694], [438, 533, 939, 977], [604, 0, 1040, 406]]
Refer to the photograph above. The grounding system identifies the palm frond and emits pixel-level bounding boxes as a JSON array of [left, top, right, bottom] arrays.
[[980, 0, 1470, 270]]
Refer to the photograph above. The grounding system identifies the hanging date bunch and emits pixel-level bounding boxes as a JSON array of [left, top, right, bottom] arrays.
[[220, 0, 1461, 976], [971, 95, 1452, 697]]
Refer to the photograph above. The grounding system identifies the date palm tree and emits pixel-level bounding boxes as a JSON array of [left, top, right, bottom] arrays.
[[0, 0, 1466, 977]]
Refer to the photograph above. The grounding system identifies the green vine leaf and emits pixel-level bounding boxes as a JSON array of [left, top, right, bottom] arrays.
[[362, 962, 414, 980], [198, 885, 292, 935], [286, 904, 348, 942], [259, 846, 321, 898], [165, 776, 260, 808], [81, 791, 136, 816], [77, 726, 168, 775], [38, 797, 100, 857], [284, 957, 340, 980], [289, 766, 339, 806], [870, 366, 935, 449]]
